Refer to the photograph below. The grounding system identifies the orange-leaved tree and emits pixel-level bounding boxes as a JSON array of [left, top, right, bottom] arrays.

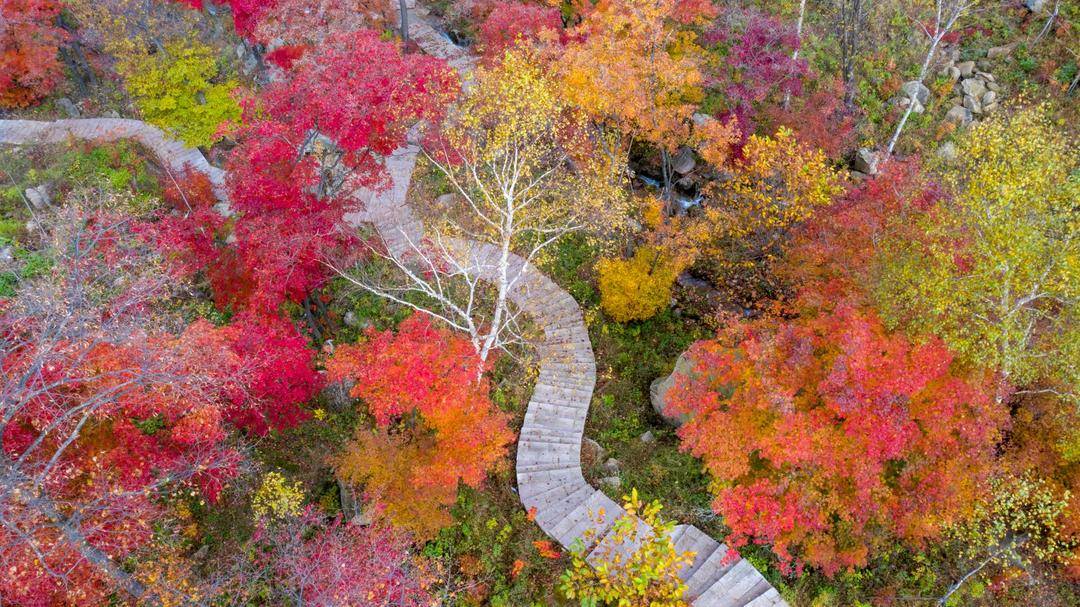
[[662, 306, 1007, 576], [559, 0, 713, 194], [326, 314, 514, 540]]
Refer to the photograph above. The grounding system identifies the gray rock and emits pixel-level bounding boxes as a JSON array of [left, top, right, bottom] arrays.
[[957, 61, 976, 78], [983, 101, 999, 114], [322, 381, 355, 412], [897, 96, 925, 114], [982, 90, 997, 106], [352, 507, 374, 527], [639, 430, 655, 444], [343, 310, 360, 327], [948, 48, 961, 63], [582, 437, 605, 463], [945, 105, 973, 126], [987, 43, 1016, 59], [900, 80, 931, 105], [241, 54, 259, 76], [937, 141, 958, 162], [961, 78, 987, 98], [987, 81, 1002, 93], [25, 185, 51, 210], [338, 477, 358, 519], [602, 457, 621, 475], [946, 65, 961, 81], [435, 192, 458, 208], [649, 352, 696, 427], [0, 246, 13, 264], [977, 71, 996, 83], [600, 476, 622, 490], [692, 112, 714, 128], [105, 110, 121, 118], [56, 97, 81, 118], [963, 94, 982, 114], [671, 147, 696, 175], [852, 147, 880, 175], [1024, 0, 1047, 11]]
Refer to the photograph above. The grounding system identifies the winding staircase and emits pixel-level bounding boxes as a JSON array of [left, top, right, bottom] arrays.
[[0, 10, 788, 605]]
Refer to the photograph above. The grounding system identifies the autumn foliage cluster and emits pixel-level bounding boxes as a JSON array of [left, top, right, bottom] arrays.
[[0, 0, 65, 108], [327, 315, 514, 540], [3, 0, 1079, 604]]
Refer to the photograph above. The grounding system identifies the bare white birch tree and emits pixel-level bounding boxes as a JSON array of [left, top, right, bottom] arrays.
[[886, 0, 980, 154], [337, 51, 628, 368]]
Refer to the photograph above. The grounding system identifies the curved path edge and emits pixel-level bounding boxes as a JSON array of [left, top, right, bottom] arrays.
[[1, 94, 786, 607]]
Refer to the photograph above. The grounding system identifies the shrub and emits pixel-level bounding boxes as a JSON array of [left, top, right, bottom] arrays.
[[598, 246, 680, 322], [124, 42, 241, 148]]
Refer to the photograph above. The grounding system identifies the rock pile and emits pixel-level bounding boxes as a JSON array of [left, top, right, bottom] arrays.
[[937, 47, 1007, 127]]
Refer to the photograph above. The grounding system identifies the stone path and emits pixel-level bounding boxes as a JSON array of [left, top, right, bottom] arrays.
[[0, 29, 787, 605]]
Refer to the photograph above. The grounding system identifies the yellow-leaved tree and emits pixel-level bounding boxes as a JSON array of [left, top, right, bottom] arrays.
[[124, 41, 241, 148], [598, 245, 683, 322], [701, 126, 843, 277], [68, 0, 241, 147], [875, 105, 1079, 406], [560, 489, 693, 606]]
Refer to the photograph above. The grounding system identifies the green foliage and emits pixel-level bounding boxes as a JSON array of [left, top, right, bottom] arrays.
[[0, 248, 53, 297], [560, 489, 691, 607], [424, 486, 562, 606], [124, 41, 241, 148]]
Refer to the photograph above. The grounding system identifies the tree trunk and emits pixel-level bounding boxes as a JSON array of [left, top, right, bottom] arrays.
[[783, 0, 808, 109], [399, 0, 410, 51]]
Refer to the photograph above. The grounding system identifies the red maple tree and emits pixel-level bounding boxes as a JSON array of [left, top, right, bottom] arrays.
[[1, 204, 325, 605], [0, 0, 66, 108], [664, 306, 1007, 575], [218, 30, 458, 313], [224, 506, 432, 606], [477, 2, 564, 58]]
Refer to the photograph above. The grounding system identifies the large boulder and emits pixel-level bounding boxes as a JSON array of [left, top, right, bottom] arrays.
[[900, 80, 931, 106], [945, 105, 973, 126], [25, 184, 52, 211], [649, 351, 696, 427], [961, 77, 987, 98], [852, 147, 880, 175], [671, 146, 696, 175], [963, 94, 983, 114], [56, 97, 81, 118]]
